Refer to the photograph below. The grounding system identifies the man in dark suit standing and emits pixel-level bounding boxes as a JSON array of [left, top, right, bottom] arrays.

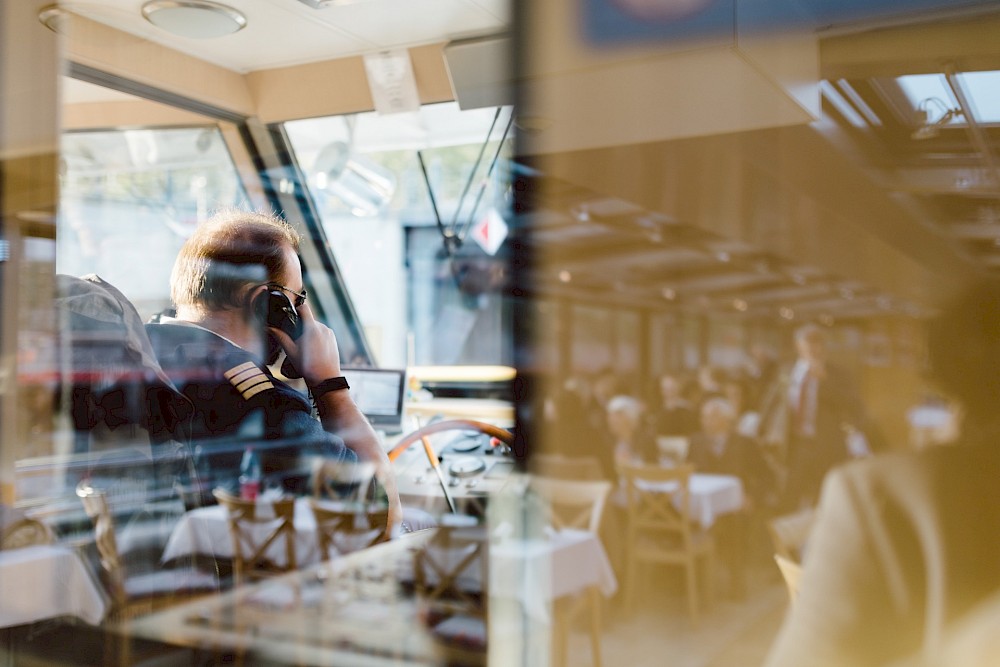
[[782, 323, 873, 510]]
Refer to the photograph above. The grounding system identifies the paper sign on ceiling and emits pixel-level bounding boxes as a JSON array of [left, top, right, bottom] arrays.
[[363, 50, 421, 115]]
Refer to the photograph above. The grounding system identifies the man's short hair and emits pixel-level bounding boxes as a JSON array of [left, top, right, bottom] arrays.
[[171, 208, 301, 311]]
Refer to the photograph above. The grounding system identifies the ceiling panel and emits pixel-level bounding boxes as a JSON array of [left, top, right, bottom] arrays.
[[60, 0, 506, 72]]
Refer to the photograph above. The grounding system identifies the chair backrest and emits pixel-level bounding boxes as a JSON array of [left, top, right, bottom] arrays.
[[768, 506, 816, 562], [212, 488, 297, 584], [530, 477, 612, 534], [0, 518, 54, 550], [414, 525, 488, 615], [774, 553, 804, 603], [655, 436, 690, 466], [309, 459, 378, 502], [76, 483, 128, 610], [308, 498, 388, 559], [531, 453, 604, 481], [618, 463, 695, 539]]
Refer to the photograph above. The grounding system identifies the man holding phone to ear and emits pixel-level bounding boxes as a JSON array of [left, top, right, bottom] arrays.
[[146, 208, 401, 535]]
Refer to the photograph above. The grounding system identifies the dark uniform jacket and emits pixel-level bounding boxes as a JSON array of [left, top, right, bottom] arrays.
[[145, 321, 355, 491]]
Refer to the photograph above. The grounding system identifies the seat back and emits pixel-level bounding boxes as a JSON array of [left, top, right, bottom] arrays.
[[530, 477, 611, 534], [768, 506, 816, 562], [76, 483, 128, 611], [212, 488, 297, 584], [309, 498, 388, 559], [531, 453, 604, 481], [655, 436, 690, 466], [414, 525, 488, 615], [618, 463, 696, 550], [0, 518, 54, 550]]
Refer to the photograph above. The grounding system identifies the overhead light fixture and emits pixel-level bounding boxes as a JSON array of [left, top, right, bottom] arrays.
[[38, 5, 69, 33], [912, 97, 963, 140], [141, 1, 247, 39]]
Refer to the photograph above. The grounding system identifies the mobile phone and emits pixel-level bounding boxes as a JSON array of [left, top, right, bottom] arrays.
[[253, 288, 303, 340]]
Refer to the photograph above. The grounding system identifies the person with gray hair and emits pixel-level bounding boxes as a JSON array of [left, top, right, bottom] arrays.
[[605, 394, 656, 473], [688, 396, 774, 597]]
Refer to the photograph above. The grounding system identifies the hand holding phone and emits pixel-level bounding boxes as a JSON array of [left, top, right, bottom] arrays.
[[259, 297, 343, 388], [253, 288, 303, 340]]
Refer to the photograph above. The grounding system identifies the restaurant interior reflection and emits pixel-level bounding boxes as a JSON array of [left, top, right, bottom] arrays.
[[2, 0, 1000, 665]]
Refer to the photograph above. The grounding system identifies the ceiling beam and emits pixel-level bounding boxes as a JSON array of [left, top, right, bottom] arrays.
[[820, 11, 1000, 79]]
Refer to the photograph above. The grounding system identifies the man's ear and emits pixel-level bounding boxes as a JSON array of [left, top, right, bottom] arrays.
[[242, 284, 269, 319]]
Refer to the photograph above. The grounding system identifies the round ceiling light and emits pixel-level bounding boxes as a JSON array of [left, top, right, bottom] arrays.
[[141, 0, 246, 39], [38, 5, 70, 33]]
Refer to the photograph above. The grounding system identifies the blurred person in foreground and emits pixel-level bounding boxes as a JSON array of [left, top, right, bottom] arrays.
[[145, 208, 401, 534], [765, 282, 1000, 667]]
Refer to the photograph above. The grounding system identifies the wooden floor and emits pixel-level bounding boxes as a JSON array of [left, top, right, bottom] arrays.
[[563, 564, 789, 667]]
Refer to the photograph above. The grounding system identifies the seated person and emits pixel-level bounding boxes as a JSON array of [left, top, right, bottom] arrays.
[[765, 282, 1000, 667], [688, 397, 773, 505], [689, 397, 773, 597], [606, 394, 657, 475], [145, 208, 401, 534], [654, 373, 698, 438]]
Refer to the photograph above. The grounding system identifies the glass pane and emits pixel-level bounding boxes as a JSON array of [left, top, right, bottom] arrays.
[[896, 74, 963, 125], [285, 103, 515, 369], [59, 126, 248, 319], [958, 70, 1000, 124]]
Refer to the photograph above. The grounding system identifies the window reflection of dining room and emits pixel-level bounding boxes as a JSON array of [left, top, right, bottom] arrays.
[[533, 362, 792, 667]]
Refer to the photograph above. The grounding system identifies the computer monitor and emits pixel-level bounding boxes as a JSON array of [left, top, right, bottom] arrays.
[[339, 367, 407, 434]]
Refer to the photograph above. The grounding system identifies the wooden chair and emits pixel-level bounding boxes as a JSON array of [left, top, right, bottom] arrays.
[[308, 498, 388, 560], [618, 463, 714, 625], [76, 483, 219, 623], [531, 477, 612, 667], [768, 506, 816, 563], [530, 477, 612, 534], [532, 453, 605, 481], [212, 488, 297, 585], [0, 518, 54, 550], [414, 525, 490, 665], [655, 436, 690, 466]]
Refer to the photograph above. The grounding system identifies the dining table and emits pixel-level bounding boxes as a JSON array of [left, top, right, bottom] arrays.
[[0, 544, 108, 628], [133, 531, 442, 666], [136, 520, 618, 665], [161, 497, 438, 568], [633, 472, 745, 528], [162, 496, 324, 567]]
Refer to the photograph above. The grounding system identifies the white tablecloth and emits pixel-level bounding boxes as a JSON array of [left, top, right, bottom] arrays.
[[634, 473, 744, 528], [491, 528, 617, 622], [0, 544, 108, 627], [162, 499, 436, 566], [162, 498, 322, 567]]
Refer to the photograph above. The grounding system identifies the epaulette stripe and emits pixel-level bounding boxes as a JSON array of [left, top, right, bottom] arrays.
[[242, 382, 274, 400], [235, 375, 270, 393], [223, 361, 257, 380], [228, 367, 262, 384]]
